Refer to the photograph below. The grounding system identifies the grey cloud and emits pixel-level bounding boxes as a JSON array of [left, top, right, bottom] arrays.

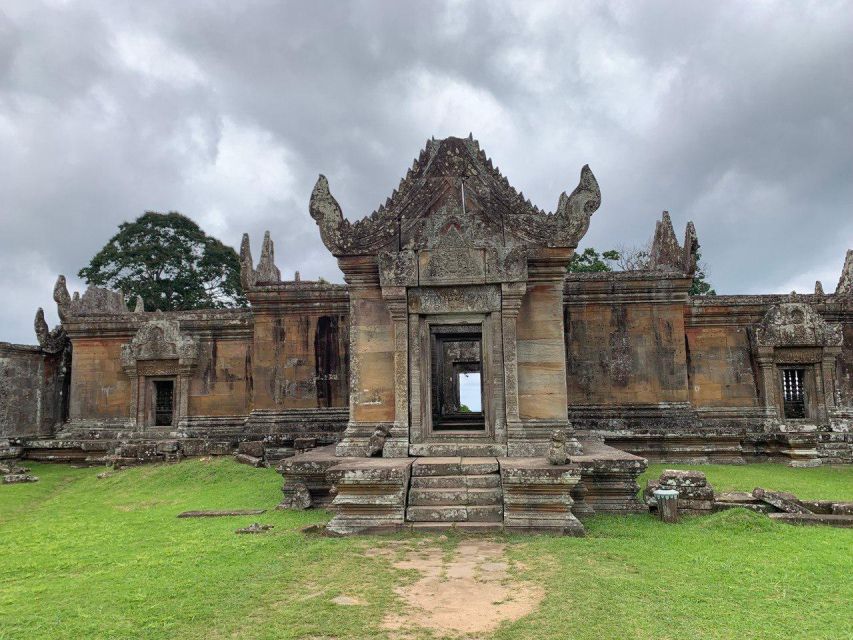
[[1, 0, 851, 343]]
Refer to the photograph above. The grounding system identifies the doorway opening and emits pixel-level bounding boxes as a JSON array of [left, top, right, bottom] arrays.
[[430, 327, 485, 431], [153, 379, 175, 426]]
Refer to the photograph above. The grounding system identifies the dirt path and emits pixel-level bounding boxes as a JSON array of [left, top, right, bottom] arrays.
[[378, 539, 544, 637]]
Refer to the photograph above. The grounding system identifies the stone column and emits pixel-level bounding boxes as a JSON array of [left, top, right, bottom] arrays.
[[755, 351, 779, 420], [335, 256, 396, 457], [821, 350, 841, 415], [382, 287, 410, 457], [501, 282, 525, 434]]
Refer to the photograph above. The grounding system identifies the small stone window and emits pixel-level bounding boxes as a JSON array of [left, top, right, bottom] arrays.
[[153, 380, 175, 426], [781, 369, 806, 419]]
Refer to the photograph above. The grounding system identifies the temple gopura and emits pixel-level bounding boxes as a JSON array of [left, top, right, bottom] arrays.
[[2, 135, 852, 534]]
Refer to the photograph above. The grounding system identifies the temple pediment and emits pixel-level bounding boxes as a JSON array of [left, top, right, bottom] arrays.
[[309, 135, 601, 257]]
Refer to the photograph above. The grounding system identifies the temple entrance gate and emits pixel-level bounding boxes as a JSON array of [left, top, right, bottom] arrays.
[[308, 135, 601, 459]]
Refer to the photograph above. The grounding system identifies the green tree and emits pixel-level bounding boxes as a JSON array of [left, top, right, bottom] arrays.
[[79, 212, 247, 311], [689, 251, 716, 296], [567, 247, 621, 273]]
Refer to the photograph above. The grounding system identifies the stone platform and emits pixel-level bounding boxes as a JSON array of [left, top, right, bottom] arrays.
[[278, 439, 647, 535]]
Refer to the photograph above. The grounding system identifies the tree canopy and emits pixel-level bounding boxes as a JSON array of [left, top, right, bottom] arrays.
[[78, 212, 246, 312], [567, 247, 621, 272]]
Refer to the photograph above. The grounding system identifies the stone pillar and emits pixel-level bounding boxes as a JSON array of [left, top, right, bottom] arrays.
[[382, 287, 409, 457], [501, 282, 525, 434], [755, 352, 779, 419], [335, 256, 396, 457], [821, 350, 841, 414]]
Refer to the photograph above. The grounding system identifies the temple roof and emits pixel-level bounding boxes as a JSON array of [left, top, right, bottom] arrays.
[[309, 135, 601, 256]]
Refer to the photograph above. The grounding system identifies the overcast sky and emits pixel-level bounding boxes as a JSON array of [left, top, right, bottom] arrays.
[[1, 1, 852, 344]]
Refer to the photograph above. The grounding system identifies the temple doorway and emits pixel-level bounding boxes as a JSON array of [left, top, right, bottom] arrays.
[[430, 326, 485, 432]]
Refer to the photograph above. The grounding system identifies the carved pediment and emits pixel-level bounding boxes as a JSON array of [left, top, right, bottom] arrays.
[[121, 319, 199, 370], [310, 135, 601, 257], [754, 302, 843, 348]]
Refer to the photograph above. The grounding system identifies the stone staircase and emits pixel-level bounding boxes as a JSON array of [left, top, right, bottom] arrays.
[[405, 457, 503, 527]]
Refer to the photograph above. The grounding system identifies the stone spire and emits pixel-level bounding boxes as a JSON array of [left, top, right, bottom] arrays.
[[239, 233, 256, 290], [647, 212, 700, 275], [682, 221, 699, 275], [133, 295, 145, 313], [255, 231, 281, 283], [814, 280, 824, 296], [649, 212, 683, 273], [836, 249, 853, 296], [239, 231, 282, 288]]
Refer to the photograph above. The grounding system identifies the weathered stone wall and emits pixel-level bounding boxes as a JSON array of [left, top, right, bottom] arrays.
[[0, 342, 67, 437], [684, 325, 759, 409], [68, 337, 133, 422], [564, 274, 691, 408], [187, 335, 253, 417], [246, 280, 350, 413]]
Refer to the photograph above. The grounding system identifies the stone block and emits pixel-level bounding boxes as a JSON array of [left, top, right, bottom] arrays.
[[234, 453, 264, 468], [238, 440, 265, 458], [831, 502, 853, 516], [752, 488, 813, 514], [3, 474, 38, 484]]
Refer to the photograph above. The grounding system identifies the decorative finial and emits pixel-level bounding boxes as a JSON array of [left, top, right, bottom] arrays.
[[255, 231, 281, 283]]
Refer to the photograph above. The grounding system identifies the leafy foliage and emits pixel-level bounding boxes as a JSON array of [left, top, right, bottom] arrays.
[[570, 245, 717, 296], [79, 212, 246, 311], [566, 247, 621, 273], [689, 250, 717, 296]]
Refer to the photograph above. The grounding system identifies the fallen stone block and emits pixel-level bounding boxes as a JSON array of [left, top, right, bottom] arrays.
[[752, 488, 813, 514], [769, 513, 853, 528], [3, 474, 39, 484], [659, 469, 708, 487], [234, 453, 265, 468], [0, 464, 30, 475], [177, 509, 266, 518], [236, 522, 274, 534]]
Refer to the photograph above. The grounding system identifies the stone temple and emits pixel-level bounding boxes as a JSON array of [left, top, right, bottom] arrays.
[[2, 135, 852, 534]]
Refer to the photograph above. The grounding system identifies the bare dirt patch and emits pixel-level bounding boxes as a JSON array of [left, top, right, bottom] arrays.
[[381, 539, 543, 637]]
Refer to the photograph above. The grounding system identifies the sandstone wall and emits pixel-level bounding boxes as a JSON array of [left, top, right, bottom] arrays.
[[187, 335, 252, 417], [0, 342, 67, 437], [68, 337, 132, 422], [564, 301, 690, 405]]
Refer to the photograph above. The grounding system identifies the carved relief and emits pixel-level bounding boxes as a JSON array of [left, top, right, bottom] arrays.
[[121, 319, 199, 370], [377, 250, 418, 287], [408, 286, 501, 315], [754, 303, 843, 348]]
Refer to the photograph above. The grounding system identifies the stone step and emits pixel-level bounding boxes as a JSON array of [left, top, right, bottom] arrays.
[[410, 474, 501, 489], [411, 456, 499, 477], [406, 504, 503, 523], [408, 487, 503, 507], [409, 522, 504, 533]]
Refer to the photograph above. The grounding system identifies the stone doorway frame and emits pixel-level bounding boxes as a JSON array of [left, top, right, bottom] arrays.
[[408, 301, 508, 456]]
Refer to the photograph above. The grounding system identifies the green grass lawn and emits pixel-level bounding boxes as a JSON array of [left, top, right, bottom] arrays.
[[1, 459, 851, 640]]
